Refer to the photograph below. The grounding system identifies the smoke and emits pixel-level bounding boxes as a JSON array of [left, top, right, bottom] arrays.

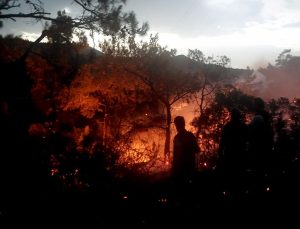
[[262, 69, 300, 100], [236, 68, 300, 100]]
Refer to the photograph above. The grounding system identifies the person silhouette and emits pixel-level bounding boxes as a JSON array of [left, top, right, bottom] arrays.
[[251, 98, 273, 154], [171, 116, 199, 206], [172, 116, 200, 181], [218, 108, 248, 193], [248, 98, 274, 189]]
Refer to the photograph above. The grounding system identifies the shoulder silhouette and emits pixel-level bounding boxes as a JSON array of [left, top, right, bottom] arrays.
[[219, 108, 248, 170], [172, 116, 199, 179]]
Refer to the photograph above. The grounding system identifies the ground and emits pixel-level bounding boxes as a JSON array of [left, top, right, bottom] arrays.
[[2, 163, 300, 227]]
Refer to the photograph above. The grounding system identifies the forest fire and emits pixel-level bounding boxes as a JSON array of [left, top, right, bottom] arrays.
[[115, 128, 169, 173], [119, 141, 152, 165], [2, 1, 300, 226]]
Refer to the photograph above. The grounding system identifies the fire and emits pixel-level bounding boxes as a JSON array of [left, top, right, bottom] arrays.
[[117, 128, 168, 173], [120, 141, 152, 165]]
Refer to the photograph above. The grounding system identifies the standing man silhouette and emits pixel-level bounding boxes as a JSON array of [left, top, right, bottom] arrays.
[[248, 98, 274, 190], [218, 108, 248, 193], [172, 116, 200, 181]]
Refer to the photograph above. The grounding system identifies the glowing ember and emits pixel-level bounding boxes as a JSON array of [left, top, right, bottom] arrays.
[[50, 168, 59, 176], [158, 198, 168, 203]]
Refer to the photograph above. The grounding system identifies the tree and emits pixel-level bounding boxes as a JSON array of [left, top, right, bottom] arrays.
[[116, 35, 201, 159], [275, 49, 292, 68], [1, 0, 149, 63], [0, 0, 149, 127], [192, 87, 255, 159], [0, 0, 148, 37], [45, 10, 74, 44], [0, 0, 51, 26], [187, 49, 205, 63], [0, 0, 150, 190], [187, 49, 231, 141], [188, 49, 231, 68]]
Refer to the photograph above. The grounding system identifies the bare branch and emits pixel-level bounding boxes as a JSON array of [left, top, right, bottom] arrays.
[[0, 12, 54, 21], [203, 85, 216, 97], [124, 67, 168, 105], [0, 0, 20, 10], [73, 0, 99, 17], [170, 90, 193, 105], [19, 29, 49, 61]]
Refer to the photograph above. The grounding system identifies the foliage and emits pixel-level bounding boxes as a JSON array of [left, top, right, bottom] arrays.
[[188, 48, 231, 67], [45, 10, 74, 44], [0, 0, 149, 38], [118, 35, 202, 156], [192, 87, 255, 157], [275, 49, 292, 68]]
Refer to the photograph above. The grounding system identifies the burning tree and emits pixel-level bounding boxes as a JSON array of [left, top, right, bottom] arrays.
[[108, 34, 202, 161], [186, 49, 234, 165], [0, 0, 151, 190]]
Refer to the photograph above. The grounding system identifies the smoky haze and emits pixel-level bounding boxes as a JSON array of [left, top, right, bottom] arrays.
[[236, 56, 300, 100]]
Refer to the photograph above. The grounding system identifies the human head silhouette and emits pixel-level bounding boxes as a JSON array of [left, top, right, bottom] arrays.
[[254, 97, 265, 112], [174, 116, 185, 132], [230, 108, 242, 121]]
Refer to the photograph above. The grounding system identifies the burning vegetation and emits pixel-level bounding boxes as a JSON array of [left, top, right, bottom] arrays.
[[0, 1, 300, 196], [1, 32, 300, 192]]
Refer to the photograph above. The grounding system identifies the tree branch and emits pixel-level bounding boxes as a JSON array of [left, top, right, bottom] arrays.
[[170, 89, 193, 105], [73, 0, 99, 17], [19, 29, 49, 61], [0, 12, 54, 21], [124, 67, 168, 105], [0, 0, 20, 10]]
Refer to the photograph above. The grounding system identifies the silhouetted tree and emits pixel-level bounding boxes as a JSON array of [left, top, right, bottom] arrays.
[[119, 35, 201, 159], [0, 0, 149, 38], [45, 10, 74, 44], [188, 49, 232, 146], [187, 49, 205, 63], [275, 49, 292, 68], [192, 87, 254, 158], [0, 0, 149, 197]]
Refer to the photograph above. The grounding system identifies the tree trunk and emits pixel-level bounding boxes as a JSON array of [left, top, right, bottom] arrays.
[[20, 30, 49, 62], [196, 83, 206, 139], [164, 104, 171, 158]]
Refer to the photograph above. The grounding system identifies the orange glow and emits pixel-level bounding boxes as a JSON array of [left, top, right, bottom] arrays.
[[117, 128, 169, 173], [119, 141, 151, 165]]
